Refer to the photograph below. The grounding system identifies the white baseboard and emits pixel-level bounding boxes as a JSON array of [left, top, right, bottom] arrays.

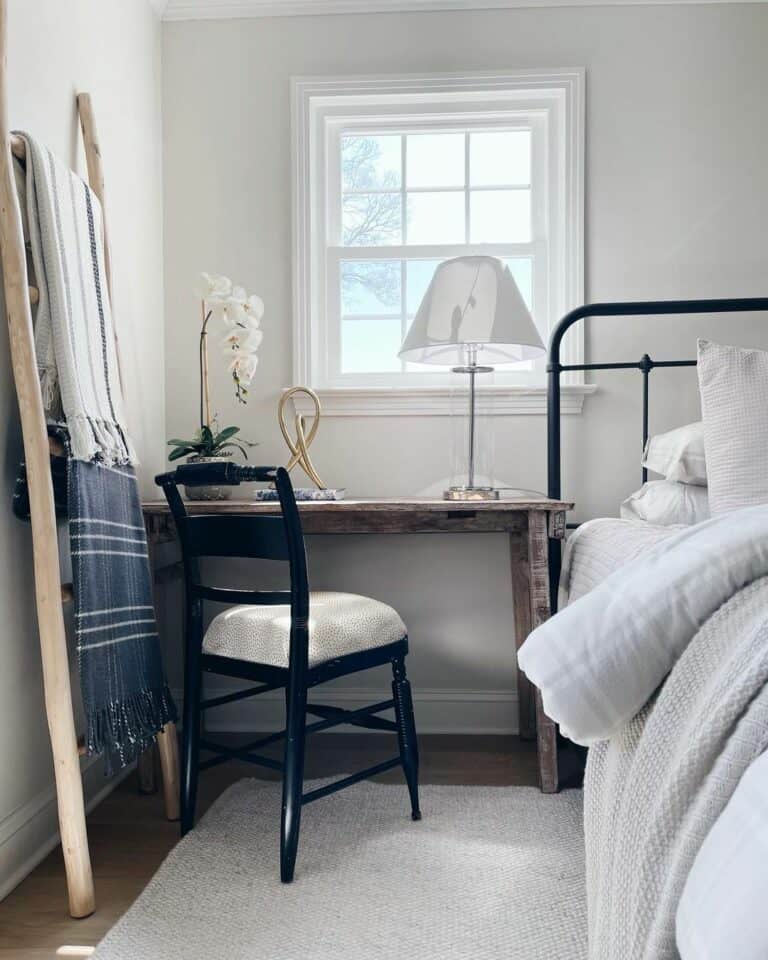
[[0, 755, 134, 903], [183, 686, 520, 736]]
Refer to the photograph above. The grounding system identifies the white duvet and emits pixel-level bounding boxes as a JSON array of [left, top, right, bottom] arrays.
[[676, 747, 768, 959], [518, 503, 768, 745]]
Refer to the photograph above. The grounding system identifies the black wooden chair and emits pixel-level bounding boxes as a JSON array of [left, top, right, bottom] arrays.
[[155, 461, 421, 883]]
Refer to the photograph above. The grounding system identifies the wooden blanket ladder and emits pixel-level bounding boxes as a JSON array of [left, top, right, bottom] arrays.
[[0, 1, 179, 919]]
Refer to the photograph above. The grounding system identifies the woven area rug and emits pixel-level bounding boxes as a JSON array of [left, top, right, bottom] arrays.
[[94, 780, 586, 960]]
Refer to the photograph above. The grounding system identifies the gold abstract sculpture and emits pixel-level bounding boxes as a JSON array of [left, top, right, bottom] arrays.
[[278, 386, 326, 489]]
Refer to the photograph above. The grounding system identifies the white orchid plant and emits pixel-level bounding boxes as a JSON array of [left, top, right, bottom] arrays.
[[167, 273, 264, 463]]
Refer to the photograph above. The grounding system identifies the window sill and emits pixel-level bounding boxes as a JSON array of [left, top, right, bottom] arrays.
[[290, 384, 596, 417]]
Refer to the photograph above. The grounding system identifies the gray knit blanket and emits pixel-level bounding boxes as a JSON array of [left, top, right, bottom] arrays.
[[584, 574, 768, 959], [11, 133, 176, 771]]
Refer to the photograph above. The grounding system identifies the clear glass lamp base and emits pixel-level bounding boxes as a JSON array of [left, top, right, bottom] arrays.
[[443, 486, 500, 501]]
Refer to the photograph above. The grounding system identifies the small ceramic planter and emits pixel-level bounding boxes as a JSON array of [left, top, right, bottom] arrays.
[[184, 454, 234, 501]]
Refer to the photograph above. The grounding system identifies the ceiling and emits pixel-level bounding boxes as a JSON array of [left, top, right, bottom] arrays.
[[156, 0, 766, 19]]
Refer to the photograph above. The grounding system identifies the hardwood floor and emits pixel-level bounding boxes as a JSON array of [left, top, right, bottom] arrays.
[[0, 734, 537, 959]]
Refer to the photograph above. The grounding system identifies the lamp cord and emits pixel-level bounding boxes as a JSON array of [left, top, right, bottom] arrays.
[[494, 487, 548, 498]]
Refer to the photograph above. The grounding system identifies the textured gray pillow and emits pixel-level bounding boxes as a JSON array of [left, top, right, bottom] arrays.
[[698, 339, 768, 515]]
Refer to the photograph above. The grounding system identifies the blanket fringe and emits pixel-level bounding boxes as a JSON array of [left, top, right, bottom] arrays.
[[85, 685, 177, 777], [69, 413, 139, 467]]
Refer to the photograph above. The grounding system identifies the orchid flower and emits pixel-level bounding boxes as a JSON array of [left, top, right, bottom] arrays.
[[230, 354, 259, 381], [196, 272, 232, 303], [228, 286, 265, 329], [229, 353, 259, 404], [195, 272, 265, 412], [220, 328, 263, 356]]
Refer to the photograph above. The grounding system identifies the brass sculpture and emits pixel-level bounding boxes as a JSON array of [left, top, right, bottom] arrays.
[[278, 386, 326, 489]]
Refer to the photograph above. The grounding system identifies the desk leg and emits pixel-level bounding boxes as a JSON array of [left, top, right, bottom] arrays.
[[527, 511, 558, 794], [510, 533, 536, 741]]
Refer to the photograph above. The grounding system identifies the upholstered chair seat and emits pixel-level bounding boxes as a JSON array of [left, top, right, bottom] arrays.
[[203, 591, 407, 669]]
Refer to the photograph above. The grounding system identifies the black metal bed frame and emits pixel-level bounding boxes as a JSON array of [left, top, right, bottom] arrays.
[[546, 297, 768, 608]]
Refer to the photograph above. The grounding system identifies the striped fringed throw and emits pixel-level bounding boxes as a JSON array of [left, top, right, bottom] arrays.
[[10, 131, 177, 773], [14, 427, 177, 774], [12, 131, 136, 466]]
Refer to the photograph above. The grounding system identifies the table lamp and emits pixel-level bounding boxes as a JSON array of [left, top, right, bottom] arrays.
[[399, 256, 545, 501]]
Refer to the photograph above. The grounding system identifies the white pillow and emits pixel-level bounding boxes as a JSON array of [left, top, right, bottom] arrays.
[[698, 339, 768, 516], [620, 480, 709, 526], [676, 749, 768, 960], [642, 421, 707, 486]]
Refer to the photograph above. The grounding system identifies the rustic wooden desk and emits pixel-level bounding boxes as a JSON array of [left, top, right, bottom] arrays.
[[142, 495, 572, 793]]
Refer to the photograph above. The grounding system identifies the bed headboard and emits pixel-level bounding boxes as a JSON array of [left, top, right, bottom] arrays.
[[546, 296, 768, 607]]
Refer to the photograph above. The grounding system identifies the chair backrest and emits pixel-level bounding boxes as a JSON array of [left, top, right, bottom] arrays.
[[154, 463, 309, 621], [184, 515, 290, 563]]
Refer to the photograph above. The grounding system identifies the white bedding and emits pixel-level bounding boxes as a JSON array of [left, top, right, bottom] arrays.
[[519, 504, 768, 745], [585, 575, 768, 960], [676, 746, 768, 959], [558, 517, 677, 609], [543, 510, 768, 960]]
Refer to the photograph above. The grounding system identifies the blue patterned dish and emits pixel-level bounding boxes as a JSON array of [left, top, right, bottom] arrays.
[[253, 487, 346, 501]]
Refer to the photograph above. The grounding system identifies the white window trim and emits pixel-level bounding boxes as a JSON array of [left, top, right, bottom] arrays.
[[291, 68, 588, 416]]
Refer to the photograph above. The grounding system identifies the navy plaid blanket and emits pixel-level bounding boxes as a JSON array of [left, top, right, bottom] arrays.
[[14, 430, 177, 774]]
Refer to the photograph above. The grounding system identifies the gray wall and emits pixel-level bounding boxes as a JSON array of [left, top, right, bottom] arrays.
[[0, 0, 164, 899], [161, 3, 768, 732]]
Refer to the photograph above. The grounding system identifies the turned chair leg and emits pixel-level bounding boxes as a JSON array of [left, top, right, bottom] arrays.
[[181, 604, 203, 836], [281, 681, 307, 883], [392, 656, 421, 821]]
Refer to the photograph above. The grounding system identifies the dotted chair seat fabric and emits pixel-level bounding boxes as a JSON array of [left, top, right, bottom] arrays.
[[203, 591, 407, 669]]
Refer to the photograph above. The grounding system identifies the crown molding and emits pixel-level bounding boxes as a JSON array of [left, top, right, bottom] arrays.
[[163, 0, 767, 19]]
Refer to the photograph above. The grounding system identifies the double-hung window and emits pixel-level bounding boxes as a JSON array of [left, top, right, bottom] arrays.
[[292, 70, 585, 414]]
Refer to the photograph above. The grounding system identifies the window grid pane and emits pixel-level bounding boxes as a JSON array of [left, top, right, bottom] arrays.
[[406, 132, 465, 188], [400, 258, 407, 371], [407, 192, 465, 245], [336, 128, 540, 374], [340, 129, 533, 248], [401, 135, 408, 246], [464, 132, 470, 245], [341, 134, 402, 191], [470, 130, 531, 187], [470, 190, 531, 244]]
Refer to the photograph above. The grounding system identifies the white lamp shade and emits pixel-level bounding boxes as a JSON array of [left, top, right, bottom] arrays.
[[398, 256, 545, 366]]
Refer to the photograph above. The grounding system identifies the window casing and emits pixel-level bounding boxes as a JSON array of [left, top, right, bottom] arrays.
[[292, 71, 586, 415]]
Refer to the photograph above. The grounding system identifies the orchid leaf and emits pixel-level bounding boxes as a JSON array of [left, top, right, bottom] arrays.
[[213, 425, 240, 444], [168, 445, 196, 461]]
